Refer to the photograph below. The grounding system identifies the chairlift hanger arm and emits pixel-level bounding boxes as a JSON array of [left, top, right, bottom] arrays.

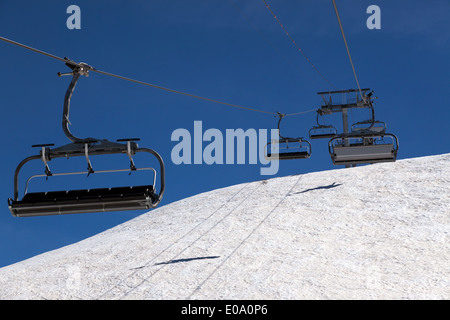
[[59, 62, 94, 143]]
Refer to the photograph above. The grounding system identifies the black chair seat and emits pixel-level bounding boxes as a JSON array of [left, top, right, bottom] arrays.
[[21, 186, 153, 203], [309, 133, 337, 139], [267, 151, 310, 160], [9, 185, 156, 217]]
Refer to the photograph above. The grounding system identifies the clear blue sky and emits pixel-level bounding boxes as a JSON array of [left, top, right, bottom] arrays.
[[0, 0, 449, 268]]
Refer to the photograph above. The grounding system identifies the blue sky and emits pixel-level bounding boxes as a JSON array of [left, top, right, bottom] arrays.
[[0, 0, 449, 268]]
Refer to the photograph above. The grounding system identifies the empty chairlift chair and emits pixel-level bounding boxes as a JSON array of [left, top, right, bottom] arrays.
[[8, 140, 165, 217], [309, 109, 338, 139], [265, 138, 311, 160], [314, 88, 400, 166], [265, 113, 311, 161], [328, 132, 399, 166], [8, 60, 165, 217]]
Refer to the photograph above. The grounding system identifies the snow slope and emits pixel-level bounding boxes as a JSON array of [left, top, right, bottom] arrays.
[[1, 154, 449, 300]]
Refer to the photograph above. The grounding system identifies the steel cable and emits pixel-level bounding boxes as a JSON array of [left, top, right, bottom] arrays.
[[0, 35, 316, 118]]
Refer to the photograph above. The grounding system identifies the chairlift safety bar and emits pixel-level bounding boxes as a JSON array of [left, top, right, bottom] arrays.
[[24, 167, 157, 196]]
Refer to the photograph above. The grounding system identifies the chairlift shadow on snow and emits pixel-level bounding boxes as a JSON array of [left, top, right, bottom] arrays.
[[290, 182, 342, 195], [129, 256, 221, 270], [153, 256, 221, 266]]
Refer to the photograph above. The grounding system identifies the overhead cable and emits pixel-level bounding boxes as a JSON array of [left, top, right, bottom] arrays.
[[0, 35, 317, 118], [261, 0, 337, 89], [331, 0, 363, 98]]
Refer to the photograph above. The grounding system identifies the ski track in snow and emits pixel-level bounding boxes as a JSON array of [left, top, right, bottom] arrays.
[[0, 153, 449, 299]]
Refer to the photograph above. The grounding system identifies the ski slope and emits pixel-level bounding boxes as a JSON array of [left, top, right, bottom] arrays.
[[0, 154, 449, 299]]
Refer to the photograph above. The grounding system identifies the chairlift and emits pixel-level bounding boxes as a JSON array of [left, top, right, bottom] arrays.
[[8, 60, 165, 217], [265, 113, 311, 161], [309, 109, 338, 139], [328, 133, 399, 166]]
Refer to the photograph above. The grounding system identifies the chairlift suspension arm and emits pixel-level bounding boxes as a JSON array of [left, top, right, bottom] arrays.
[[60, 62, 92, 143], [62, 72, 81, 142]]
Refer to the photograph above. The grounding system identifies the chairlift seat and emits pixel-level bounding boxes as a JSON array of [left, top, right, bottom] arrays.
[[331, 144, 395, 165], [309, 132, 337, 139], [8, 185, 157, 217], [8, 64, 165, 218], [328, 133, 399, 166], [265, 138, 311, 161], [267, 150, 310, 160]]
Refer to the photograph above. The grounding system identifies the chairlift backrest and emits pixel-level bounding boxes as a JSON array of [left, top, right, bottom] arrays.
[[351, 120, 386, 135]]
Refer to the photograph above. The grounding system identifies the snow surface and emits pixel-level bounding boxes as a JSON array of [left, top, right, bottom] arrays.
[[1, 154, 449, 300]]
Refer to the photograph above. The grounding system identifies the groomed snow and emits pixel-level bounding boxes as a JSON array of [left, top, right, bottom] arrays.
[[1, 154, 449, 299]]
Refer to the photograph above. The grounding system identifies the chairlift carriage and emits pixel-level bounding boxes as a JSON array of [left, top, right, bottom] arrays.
[[265, 113, 312, 161], [331, 118, 398, 166], [328, 132, 399, 166], [308, 109, 338, 139], [8, 60, 165, 217], [317, 88, 399, 166]]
